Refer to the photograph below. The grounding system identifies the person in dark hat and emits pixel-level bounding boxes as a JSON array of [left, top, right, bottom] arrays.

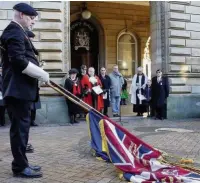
[[0, 3, 46, 178], [64, 68, 82, 124]]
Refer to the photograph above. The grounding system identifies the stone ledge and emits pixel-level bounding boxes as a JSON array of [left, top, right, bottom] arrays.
[[32, 2, 62, 12], [169, 30, 190, 38], [191, 15, 200, 23], [186, 6, 200, 14], [39, 12, 62, 22], [186, 23, 200, 31], [169, 4, 185, 12], [192, 48, 200, 56], [170, 38, 185, 46], [33, 42, 62, 51], [169, 77, 186, 85], [40, 52, 62, 61], [33, 22, 62, 31], [43, 62, 63, 71], [191, 65, 200, 73], [168, 94, 200, 119], [186, 40, 200, 48], [169, 64, 191, 72], [169, 1, 190, 5], [186, 57, 200, 65], [170, 47, 191, 55], [169, 21, 185, 29], [170, 56, 185, 63], [191, 32, 200, 40], [170, 86, 191, 93], [192, 86, 200, 94], [169, 12, 190, 21], [190, 1, 200, 6], [40, 32, 62, 41]]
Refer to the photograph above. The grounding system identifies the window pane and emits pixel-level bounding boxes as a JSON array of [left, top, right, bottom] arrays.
[[119, 34, 135, 43], [117, 33, 136, 78]]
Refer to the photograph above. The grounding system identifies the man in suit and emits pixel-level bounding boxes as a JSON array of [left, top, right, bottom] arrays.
[[0, 3, 49, 178], [151, 69, 169, 120]]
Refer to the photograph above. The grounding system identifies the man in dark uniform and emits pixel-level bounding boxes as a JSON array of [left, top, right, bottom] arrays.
[[151, 69, 169, 120], [0, 3, 49, 178]]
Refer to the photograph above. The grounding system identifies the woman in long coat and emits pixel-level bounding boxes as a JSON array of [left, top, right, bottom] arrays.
[[64, 68, 82, 124], [99, 67, 111, 117]]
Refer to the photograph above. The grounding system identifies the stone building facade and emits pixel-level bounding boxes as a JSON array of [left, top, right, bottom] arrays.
[[0, 1, 200, 122]]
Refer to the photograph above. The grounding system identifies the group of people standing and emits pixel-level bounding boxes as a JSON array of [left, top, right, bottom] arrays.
[[64, 65, 169, 123], [64, 64, 125, 124], [130, 67, 169, 120]]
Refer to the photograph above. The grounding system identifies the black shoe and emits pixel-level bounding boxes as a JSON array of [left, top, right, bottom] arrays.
[[26, 144, 34, 153], [136, 113, 140, 116], [13, 167, 43, 178], [116, 114, 120, 117], [31, 121, 38, 127], [29, 165, 41, 172]]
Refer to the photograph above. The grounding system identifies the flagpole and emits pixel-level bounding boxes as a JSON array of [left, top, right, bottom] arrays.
[[48, 80, 104, 117]]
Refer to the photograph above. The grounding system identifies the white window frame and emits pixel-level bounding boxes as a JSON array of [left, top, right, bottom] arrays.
[[117, 30, 138, 80]]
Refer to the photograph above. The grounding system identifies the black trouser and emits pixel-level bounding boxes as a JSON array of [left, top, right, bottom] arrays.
[[103, 106, 108, 116], [156, 105, 165, 119], [6, 98, 31, 173], [0, 106, 5, 125], [31, 109, 36, 123]]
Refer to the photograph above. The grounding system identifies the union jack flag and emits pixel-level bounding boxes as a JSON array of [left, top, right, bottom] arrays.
[[87, 110, 200, 183]]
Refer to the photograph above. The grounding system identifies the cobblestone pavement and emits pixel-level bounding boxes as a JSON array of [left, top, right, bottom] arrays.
[[0, 117, 200, 183]]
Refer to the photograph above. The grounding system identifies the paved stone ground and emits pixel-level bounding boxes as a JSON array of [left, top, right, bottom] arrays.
[[0, 117, 200, 183]]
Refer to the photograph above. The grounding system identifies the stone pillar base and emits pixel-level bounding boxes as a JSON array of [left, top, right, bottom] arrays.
[[36, 96, 70, 124], [167, 94, 200, 119]]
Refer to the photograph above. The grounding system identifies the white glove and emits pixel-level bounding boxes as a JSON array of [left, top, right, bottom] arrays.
[[22, 62, 49, 83]]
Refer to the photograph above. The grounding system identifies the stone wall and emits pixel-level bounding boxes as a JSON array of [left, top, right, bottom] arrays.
[[70, 1, 150, 73], [150, 1, 200, 118], [167, 1, 200, 95]]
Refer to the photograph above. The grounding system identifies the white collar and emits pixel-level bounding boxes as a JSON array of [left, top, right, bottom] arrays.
[[12, 20, 25, 31]]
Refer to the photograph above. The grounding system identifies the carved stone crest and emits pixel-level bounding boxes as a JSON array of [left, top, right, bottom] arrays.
[[75, 29, 90, 51]]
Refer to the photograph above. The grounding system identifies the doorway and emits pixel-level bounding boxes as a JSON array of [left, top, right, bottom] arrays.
[[70, 20, 99, 73]]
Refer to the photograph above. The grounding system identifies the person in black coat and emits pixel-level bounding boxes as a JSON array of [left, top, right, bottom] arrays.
[[0, 67, 5, 126], [0, 3, 49, 178], [99, 67, 111, 117], [64, 68, 82, 124], [151, 69, 169, 120]]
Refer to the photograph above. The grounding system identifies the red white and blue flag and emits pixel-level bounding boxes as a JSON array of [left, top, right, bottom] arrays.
[[87, 110, 200, 183]]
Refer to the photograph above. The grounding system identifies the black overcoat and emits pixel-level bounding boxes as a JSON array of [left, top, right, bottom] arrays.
[[151, 76, 169, 108], [0, 21, 39, 102], [99, 75, 111, 107], [64, 78, 82, 115]]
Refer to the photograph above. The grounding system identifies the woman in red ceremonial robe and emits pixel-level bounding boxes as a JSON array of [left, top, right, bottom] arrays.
[[64, 68, 82, 124], [79, 65, 93, 106], [88, 67, 104, 112]]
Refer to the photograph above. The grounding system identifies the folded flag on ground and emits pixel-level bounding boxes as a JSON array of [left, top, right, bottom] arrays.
[[87, 110, 200, 183]]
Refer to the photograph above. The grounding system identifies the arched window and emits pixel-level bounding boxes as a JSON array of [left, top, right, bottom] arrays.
[[117, 31, 138, 78]]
